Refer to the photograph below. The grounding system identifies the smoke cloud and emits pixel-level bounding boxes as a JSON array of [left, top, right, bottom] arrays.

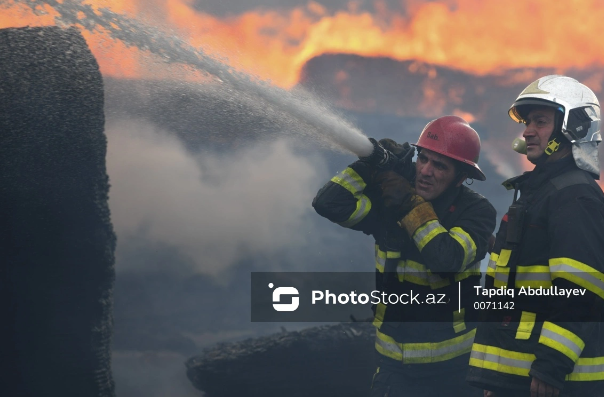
[[106, 119, 333, 275]]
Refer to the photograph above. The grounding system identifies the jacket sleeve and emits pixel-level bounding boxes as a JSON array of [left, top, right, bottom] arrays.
[[529, 188, 604, 390], [400, 197, 497, 273], [312, 160, 381, 235]]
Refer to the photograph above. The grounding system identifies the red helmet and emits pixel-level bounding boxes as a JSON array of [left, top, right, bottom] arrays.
[[413, 115, 485, 181]]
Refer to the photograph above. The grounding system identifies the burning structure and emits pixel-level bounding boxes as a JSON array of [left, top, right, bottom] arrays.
[[1, 1, 603, 396]]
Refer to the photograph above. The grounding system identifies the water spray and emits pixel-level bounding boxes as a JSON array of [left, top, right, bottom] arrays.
[[10, 0, 374, 157]]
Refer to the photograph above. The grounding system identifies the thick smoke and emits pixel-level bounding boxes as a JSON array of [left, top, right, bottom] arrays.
[[106, 119, 340, 275]]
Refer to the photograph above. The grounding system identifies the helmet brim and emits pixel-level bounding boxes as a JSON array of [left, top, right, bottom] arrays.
[[509, 98, 565, 123], [412, 144, 486, 181]]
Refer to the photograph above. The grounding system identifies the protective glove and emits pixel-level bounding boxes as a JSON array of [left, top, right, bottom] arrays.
[[378, 139, 416, 182], [375, 170, 422, 219], [358, 138, 397, 169], [378, 139, 412, 158]]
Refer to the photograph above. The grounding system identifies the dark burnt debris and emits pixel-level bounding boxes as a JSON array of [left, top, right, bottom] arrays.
[[186, 322, 376, 397]]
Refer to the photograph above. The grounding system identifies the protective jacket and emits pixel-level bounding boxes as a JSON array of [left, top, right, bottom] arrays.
[[467, 156, 604, 396], [313, 160, 496, 375]]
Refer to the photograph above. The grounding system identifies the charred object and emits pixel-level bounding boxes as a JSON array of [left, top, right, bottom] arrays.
[[186, 321, 376, 397]]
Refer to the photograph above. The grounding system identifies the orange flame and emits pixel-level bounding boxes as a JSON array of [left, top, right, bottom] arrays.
[[3, 0, 604, 88]]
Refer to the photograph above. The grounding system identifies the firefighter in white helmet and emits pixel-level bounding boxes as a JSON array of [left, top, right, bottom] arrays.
[[467, 75, 604, 397]]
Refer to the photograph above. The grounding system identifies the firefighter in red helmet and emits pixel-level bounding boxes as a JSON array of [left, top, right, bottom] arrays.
[[313, 115, 496, 396]]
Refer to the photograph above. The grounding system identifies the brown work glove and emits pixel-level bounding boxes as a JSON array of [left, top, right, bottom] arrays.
[[375, 170, 419, 219]]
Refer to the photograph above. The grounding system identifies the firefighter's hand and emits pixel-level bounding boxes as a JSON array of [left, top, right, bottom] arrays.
[[375, 170, 417, 218], [487, 234, 496, 253], [530, 377, 560, 397], [378, 139, 413, 159], [484, 391, 495, 397]]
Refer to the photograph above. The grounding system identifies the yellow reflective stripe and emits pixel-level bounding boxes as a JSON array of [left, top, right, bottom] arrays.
[[413, 220, 447, 251], [470, 344, 604, 381], [486, 254, 497, 280], [515, 311, 536, 340], [493, 266, 510, 288], [376, 248, 401, 274], [395, 259, 407, 282], [549, 257, 604, 299], [402, 329, 476, 363], [469, 343, 534, 377], [375, 330, 403, 360], [375, 249, 385, 273], [397, 260, 450, 289], [497, 249, 512, 267], [489, 251, 512, 288], [376, 329, 476, 363], [372, 302, 387, 329], [539, 322, 585, 362], [449, 227, 477, 270], [375, 249, 401, 272], [338, 194, 371, 227], [330, 167, 366, 194], [515, 265, 552, 288], [567, 357, 604, 381], [455, 262, 481, 282], [489, 252, 500, 265], [331, 168, 372, 227], [453, 309, 466, 333]]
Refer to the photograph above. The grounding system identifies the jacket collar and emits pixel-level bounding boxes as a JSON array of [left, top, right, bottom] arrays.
[[431, 184, 462, 218], [520, 156, 577, 192], [502, 156, 578, 191]]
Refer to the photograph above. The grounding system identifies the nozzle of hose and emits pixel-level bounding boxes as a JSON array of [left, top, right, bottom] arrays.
[[359, 138, 395, 168]]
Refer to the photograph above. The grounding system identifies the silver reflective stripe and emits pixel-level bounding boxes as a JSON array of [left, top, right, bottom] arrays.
[[397, 264, 428, 285], [450, 229, 476, 268], [403, 334, 474, 360], [397, 262, 449, 287], [376, 336, 402, 356], [541, 328, 584, 360], [488, 259, 497, 271], [339, 195, 370, 227], [398, 265, 427, 280], [516, 272, 551, 282], [337, 171, 363, 193], [572, 362, 604, 374], [413, 221, 443, 247], [550, 263, 604, 291], [494, 270, 509, 283], [470, 350, 532, 370], [376, 254, 386, 272]]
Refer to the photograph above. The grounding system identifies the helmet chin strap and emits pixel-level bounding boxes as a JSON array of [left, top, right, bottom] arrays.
[[531, 112, 566, 165]]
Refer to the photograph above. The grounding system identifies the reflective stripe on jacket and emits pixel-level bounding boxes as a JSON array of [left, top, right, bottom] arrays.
[[313, 160, 496, 371], [468, 157, 604, 394]]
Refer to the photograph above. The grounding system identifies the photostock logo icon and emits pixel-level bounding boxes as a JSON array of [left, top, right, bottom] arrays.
[[269, 283, 299, 312]]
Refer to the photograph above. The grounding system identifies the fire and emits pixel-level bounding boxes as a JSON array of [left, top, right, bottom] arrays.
[[2, 0, 602, 186], [3, 0, 604, 88]]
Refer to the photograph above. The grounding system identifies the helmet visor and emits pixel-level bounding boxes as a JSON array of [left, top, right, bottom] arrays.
[[509, 99, 565, 123]]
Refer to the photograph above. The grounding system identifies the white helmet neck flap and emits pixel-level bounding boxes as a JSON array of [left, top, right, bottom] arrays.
[[509, 75, 601, 175]]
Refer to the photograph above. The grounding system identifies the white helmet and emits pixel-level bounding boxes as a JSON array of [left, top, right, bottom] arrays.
[[509, 75, 601, 175]]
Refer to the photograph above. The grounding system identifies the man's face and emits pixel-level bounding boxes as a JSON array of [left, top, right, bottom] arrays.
[[522, 107, 556, 162], [415, 149, 462, 201]]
